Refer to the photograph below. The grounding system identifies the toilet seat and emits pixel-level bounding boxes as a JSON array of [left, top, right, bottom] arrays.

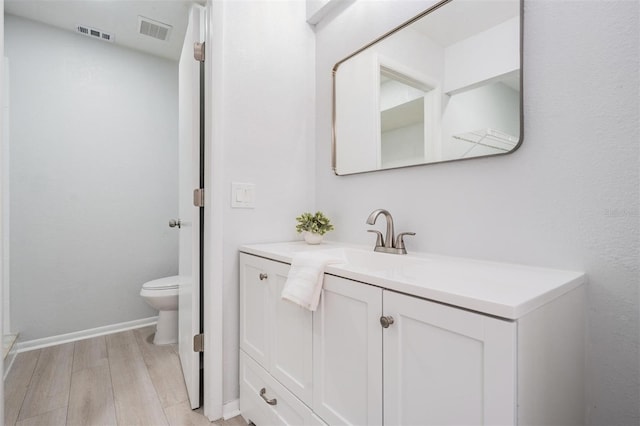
[[142, 275, 179, 291]]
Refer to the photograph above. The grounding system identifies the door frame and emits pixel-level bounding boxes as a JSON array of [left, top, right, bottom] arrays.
[[0, 4, 6, 424], [202, 0, 224, 421]]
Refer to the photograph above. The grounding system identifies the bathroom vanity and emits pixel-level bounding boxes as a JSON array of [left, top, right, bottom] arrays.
[[238, 242, 585, 426]]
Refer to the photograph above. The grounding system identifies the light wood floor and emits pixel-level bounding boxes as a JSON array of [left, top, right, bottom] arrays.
[[5, 326, 246, 426]]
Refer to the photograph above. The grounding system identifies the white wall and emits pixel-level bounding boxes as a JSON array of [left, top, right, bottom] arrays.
[[314, 1, 639, 425], [210, 1, 315, 404], [5, 15, 179, 341]]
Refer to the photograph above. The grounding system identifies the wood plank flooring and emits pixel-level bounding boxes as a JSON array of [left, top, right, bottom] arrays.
[[5, 326, 246, 426]]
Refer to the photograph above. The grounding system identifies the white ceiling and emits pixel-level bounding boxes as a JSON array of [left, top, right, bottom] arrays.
[[4, 0, 201, 61]]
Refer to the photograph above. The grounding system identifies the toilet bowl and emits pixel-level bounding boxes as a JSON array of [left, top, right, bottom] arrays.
[[140, 275, 179, 345]]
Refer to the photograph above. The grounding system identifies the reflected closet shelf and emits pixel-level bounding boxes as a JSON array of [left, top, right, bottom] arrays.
[[453, 128, 518, 155]]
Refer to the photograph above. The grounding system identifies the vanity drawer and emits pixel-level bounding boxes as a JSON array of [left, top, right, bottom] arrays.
[[240, 350, 326, 426]]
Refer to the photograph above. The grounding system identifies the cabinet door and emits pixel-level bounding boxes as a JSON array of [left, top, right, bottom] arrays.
[[239, 253, 313, 405], [313, 275, 383, 426], [271, 262, 313, 405], [239, 253, 272, 367], [383, 290, 516, 426]]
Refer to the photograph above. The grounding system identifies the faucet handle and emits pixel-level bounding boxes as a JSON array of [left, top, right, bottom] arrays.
[[395, 232, 415, 250], [367, 230, 384, 247]]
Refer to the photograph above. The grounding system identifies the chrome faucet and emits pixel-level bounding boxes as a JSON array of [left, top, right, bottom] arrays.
[[366, 209, 415, 255]]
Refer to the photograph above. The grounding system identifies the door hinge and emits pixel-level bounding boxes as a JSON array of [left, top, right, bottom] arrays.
[[193, 334, 204, 352], [194, 42, 205, 62], [193, 188, 205, 207]]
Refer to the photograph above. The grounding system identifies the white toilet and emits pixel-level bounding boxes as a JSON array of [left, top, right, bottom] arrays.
[[140, 275, 179, 345]]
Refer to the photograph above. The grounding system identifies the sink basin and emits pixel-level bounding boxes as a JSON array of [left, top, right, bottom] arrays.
[[235, 241, 428, 271], [329, 247, 430, 271]]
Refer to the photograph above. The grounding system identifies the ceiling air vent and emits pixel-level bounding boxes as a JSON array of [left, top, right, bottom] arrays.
[[138, 16, 172, 41], [76, 25, 114, 43]]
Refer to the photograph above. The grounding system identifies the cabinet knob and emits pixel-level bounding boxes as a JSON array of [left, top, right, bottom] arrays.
[[380, 315, 394, 328], [259, 387, 277, 406], [259, 273, 268, 281]]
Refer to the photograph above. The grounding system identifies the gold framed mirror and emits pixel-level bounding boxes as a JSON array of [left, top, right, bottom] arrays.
[[332, 0, 523, 175]]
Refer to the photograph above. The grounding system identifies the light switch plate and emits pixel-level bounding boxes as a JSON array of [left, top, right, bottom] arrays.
[[231, 182, 255, 208]]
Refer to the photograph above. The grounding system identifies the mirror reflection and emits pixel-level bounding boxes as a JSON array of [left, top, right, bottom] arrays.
[[333, 0, 522, 175]]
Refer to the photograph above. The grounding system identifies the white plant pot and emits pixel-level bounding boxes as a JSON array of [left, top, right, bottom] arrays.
[[303, 232, 323, 245]]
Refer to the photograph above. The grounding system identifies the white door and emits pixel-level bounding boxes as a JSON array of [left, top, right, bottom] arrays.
[[178, 4, 205, 410], [312, 275, 383, 426], [383, 290, 517, 425]]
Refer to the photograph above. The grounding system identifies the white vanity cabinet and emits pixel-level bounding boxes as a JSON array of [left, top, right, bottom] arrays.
[[239, 243, 586, 426]]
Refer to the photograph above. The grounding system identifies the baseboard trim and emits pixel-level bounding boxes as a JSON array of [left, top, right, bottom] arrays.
[[3, 349, 17, 381], [15, 316, 158, 353], [222, 399, 240, 420]]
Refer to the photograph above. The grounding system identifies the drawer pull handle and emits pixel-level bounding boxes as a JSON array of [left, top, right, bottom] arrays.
[[259, 387, 277, 406], [259, 273, 268, 281]]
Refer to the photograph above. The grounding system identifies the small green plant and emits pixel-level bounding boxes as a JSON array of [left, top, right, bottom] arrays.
[[295, 211, 334, 235]]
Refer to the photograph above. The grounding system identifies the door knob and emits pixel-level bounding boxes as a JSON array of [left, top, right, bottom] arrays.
[[259, 273, 268, 281], [169, 219, 182, 228], [380, 315, 394, 328]]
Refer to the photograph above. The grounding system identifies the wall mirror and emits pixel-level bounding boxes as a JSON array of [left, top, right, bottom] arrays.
[[332, 0, 523, 175]]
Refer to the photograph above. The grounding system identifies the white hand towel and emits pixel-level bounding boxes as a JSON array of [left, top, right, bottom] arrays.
[[281, 250, 345, 311]]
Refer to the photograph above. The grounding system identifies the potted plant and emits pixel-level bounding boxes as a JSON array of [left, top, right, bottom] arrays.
[[295, 211, 334, 244]]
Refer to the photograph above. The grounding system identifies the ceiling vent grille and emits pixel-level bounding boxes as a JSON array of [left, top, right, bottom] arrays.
[[138, 16, 172, 41], [76, 25, 114, 43]]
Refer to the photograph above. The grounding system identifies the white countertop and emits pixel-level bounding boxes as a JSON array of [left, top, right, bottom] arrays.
[[240, 241, 586, 320]]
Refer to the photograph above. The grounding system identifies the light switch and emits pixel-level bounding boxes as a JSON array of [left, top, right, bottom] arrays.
[[231, 182, 255, 208]]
